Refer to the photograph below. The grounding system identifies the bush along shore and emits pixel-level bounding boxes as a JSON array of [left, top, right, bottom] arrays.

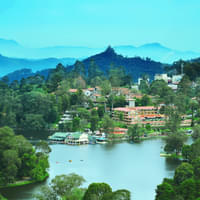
[[0, 127, 51, 189], [0, 173, 49, 189]]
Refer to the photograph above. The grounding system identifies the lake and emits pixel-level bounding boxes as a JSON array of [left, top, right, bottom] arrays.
[[0, 138, 184, 200]]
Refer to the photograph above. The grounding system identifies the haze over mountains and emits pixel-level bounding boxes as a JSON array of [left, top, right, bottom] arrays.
[[3, 47, 164, 82], [0, 54, 76, 76], [0, 38, 200, 82], [0, 38, 199, 63]]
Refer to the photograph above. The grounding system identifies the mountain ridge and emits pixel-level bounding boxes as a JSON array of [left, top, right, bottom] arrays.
[[2, 46, 164, 82], [0, 54, 76, 76], [68, 46, 164, 81], [0, 38, 199, 63]]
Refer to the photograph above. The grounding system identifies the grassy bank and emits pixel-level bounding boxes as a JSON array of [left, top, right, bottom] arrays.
[[0, 173, 49, 189]]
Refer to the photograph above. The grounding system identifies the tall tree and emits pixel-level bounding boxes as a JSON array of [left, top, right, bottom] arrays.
[[83, 183, 112, 200], [128, 124, 142, 142]]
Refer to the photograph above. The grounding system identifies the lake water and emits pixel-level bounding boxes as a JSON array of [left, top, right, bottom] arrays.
[[0, 138, 184, 200]]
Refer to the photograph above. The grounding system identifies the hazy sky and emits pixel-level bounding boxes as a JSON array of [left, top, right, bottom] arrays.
[[0, 0, 200, 51]]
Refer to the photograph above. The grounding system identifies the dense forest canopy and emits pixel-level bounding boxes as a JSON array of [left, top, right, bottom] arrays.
[[0, 127, 49, 186]]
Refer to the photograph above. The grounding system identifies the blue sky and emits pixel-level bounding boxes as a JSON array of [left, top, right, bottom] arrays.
[[0, 0, 200, 51]]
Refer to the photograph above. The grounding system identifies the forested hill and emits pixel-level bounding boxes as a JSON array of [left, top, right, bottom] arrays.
[[2, 46, 164, 82], [0, 54, 76, 76], [68, 46, 164, 81], [5, 68, 52, 82]]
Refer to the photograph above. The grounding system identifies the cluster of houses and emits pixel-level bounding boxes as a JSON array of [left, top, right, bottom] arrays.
[[67, 74, 191, 127], [136, 74, 183, 91], [154, 73, 183, 91], [51, 73, 192, 145], [69, 87, 102, 103]]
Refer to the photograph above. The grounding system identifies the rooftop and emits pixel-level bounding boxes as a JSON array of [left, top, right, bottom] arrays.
[[114, 106, 158, 112], [69, 89, 78, 93]]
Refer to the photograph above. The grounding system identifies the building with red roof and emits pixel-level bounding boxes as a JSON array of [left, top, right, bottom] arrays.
[[113, 106, 164, 127], [111, 127, 128, 135]]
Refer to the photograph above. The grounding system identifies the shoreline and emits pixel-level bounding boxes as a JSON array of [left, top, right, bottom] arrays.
[[0, 173, 49, 189]]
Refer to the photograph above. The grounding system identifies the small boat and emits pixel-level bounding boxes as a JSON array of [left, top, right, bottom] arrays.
[[96, 137, 107, 144], [96, 141, 107, 144], [69, 160, 72, 162]]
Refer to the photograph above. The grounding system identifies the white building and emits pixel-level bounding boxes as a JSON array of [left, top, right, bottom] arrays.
[[154, 74, 168, 83], [131, 85, 139, 91], [138, 77, 150, 85], [168, 84, 178, 91], [172, 75, 183, 84], [65, 132, 89, 145]]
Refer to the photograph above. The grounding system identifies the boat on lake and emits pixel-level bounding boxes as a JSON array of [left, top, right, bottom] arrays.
[[96, 137, 107, 144]]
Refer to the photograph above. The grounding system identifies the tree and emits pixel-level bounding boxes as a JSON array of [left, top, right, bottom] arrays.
[[174, 163, 194, 185], [139, 79, 149, 94], [157, 136, 200, 200], [190, 100, 198, 127], [88, 59, 104, 83], [73, 61, 85, 78], [72, 117, 80, 132], [178, 178, 196, 200], [46, 63, 66, 92], [155, 181, 175, 200], [21, 114, 46, 131], [182, 144, 192, 161], [1, 149, 20, 183], [90, 76, 104, 87], [35, 173, 85, 200], [164, 133, 186, 155], [90, 109, 99, 132], [101, 80, 111, 96], [73, 76, 86, 89], [128, 124, 142, 141], [97, 105, 105, 118], [178, 75, 192, 96], [140, 95, 152, 106], [109, 66, 126, 87], [183, 139, 200, 162], [51, 173, 85, 197], [192, 125, 200, 140], [101, 115, 115, 135], [113, 95, 126, 108], [65, 188, 86, 200], [112, 189, 131, 200], [0, 194, 7, 200], [0, 127, 49, 185], [34, 185, 59, 200], [35, 141, 51, 154], [164, 106, 182, 134], [83, 183, 112, 200], [149, 80, 171, 98], [174, 94, 190, 115], [102, 189, 131, 200], [190, 158, 200, 181]]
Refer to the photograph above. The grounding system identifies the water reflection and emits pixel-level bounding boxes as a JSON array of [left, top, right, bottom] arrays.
[[165, 157, 182, 171]]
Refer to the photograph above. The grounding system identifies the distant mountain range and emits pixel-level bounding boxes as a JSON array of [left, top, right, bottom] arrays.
[[5, 68, 52, 82], [4, 47, 164, 82], [0, 54, 76, 76], [0, 38, 199, 63], [114, 43, 200, 64]]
